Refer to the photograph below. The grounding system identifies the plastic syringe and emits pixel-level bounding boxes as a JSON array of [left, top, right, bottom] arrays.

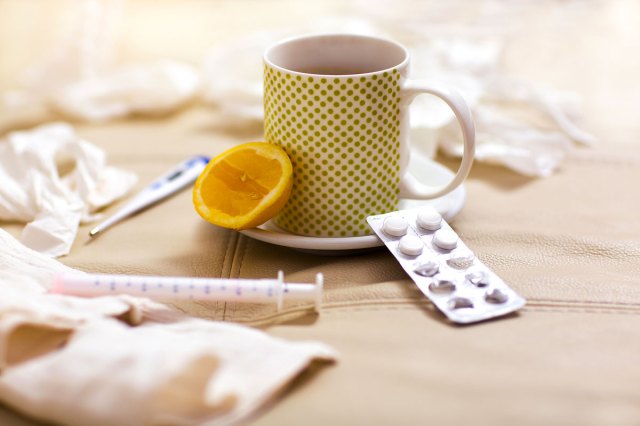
[[51, 272, 323, 312]]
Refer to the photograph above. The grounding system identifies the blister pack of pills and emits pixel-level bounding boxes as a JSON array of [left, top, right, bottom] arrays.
[[367, 206, 525, 324]]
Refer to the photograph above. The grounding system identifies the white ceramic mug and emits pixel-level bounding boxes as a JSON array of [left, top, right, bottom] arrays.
[[264, 34, 475, 237]]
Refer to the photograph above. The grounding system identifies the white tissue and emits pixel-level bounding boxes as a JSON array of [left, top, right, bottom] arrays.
[[408, 34, 598, 176], [3, 0, 200, 123], [0, 123, 137, 257], [203, 31, 285, 122], [51, 60, 201, 122], [440, 105, 573, 177]]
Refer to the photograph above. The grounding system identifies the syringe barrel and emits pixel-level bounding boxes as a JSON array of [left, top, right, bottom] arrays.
[[53, 274, 283, 303], [282, 283, 318, 300], [52, 273, 322, 311]]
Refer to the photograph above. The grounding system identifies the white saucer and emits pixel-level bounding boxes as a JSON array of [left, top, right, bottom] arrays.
[[239, 154, 466, 253]]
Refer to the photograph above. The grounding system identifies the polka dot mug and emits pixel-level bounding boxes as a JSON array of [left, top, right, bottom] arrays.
[[264, 34, 475, 238]]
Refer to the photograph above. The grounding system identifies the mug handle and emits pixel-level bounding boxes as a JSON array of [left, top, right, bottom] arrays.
[[398, 80, 476, 199]]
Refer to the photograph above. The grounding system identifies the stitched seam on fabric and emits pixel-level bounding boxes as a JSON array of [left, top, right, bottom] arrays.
[[219, 230, 230, 278], [184, 230, 233, 319], [224, 299, 433, 325], [521, 306, 640, 315], [223, 298, 640, 326], [220, 231, 239, 320], [232, 234, 247, 279], [526, 298, 640, 308], [322, 300, 640, 314], [317, 300, 640, 315], [224, 235, 248, 321], [316, 304, 640, 317]]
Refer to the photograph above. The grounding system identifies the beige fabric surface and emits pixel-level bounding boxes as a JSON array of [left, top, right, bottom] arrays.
[[1, 0, 640, 425]]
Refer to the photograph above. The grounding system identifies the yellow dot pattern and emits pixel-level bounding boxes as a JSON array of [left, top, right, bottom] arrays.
[[264, 66, 401, 237]]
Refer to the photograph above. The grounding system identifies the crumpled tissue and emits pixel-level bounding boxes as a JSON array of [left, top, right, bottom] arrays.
[[0, 123, 137, 257], [48, 60, 201, 122], [0, 228, 336, 426], [202, 19, 597, 177], [2, 0, 200, 124], [407, 37, 597, 177]]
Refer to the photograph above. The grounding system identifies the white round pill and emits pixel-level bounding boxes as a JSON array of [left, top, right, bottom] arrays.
[[382, 216, 409, 237], [416, 206, 442, 231], [398, 235, 424, 256], [433, 229, 458, 250]]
